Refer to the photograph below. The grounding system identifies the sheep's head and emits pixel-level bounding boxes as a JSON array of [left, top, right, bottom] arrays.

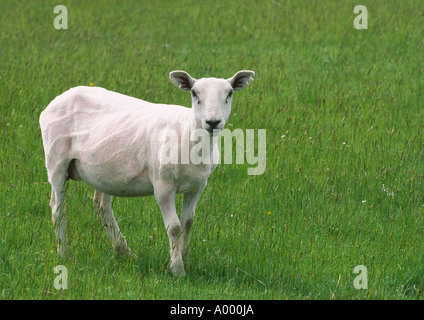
[[170, 70, 255, 134]]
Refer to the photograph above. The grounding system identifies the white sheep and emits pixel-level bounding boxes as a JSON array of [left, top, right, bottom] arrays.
[[39, 70, 255, 275]]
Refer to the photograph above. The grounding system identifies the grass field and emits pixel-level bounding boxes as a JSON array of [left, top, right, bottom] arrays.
[[1, 0, 424, 299]]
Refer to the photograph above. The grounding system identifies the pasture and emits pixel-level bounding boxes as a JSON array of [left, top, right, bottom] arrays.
[[1, 0, 423, 299]]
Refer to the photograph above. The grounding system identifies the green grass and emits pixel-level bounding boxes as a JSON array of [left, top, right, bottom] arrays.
[[1, 0, 424, 299]]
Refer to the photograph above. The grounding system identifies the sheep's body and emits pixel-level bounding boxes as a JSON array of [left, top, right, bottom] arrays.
[[40, 70, 254, 275], [41, 86, 212, 197]]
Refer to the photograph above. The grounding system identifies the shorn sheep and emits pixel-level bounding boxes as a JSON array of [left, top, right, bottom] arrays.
[[39, 70, 255, 275]]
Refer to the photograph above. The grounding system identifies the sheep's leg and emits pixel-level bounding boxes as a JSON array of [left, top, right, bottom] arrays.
[[48, 164, 70, 257], [154, 183, 185, 276], [50, 189, 56, 210], [180, 182, 207, 261], [93, 191, 132, 256]]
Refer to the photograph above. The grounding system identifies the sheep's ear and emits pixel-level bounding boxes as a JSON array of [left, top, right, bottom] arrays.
[[227, 70, 255, 91], [169, 71, 197, 91]]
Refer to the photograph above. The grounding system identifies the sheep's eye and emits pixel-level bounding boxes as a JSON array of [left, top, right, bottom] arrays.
[[226, 90, 233, 102], [191, 90, 201, 104]]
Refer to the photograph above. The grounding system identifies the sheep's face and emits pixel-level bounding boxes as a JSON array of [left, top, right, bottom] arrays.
[[190, 78, 233, 134], [170, 70, 255, 135]]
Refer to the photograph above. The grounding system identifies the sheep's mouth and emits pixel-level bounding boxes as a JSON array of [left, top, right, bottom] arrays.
[[206, 128, 222, 135]]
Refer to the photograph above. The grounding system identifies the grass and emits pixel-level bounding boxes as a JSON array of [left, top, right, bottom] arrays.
[[1, 0, 424, 299]]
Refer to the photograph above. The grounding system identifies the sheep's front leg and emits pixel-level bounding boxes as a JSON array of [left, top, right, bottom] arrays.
[[181, 182, 207, 261], [154, 182, 185, 276]]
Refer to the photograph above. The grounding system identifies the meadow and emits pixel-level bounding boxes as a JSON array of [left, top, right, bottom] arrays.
[[1, 0, 423, 299]]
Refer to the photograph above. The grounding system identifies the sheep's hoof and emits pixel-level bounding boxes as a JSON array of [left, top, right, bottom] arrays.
[[115, 245, 137, 259], [58, 246, 73, 259], [170, 263, 186, 276]]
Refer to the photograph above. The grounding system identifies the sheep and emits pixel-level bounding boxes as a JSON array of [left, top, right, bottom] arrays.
[[39, 70, 255, 275]]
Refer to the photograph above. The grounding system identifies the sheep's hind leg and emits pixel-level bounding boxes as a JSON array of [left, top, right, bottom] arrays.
[[93, 191, 133, 257], [49, 165, 70, 257]]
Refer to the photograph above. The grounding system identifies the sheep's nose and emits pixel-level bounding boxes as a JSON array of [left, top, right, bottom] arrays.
[[206, 119, 221, 129]]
